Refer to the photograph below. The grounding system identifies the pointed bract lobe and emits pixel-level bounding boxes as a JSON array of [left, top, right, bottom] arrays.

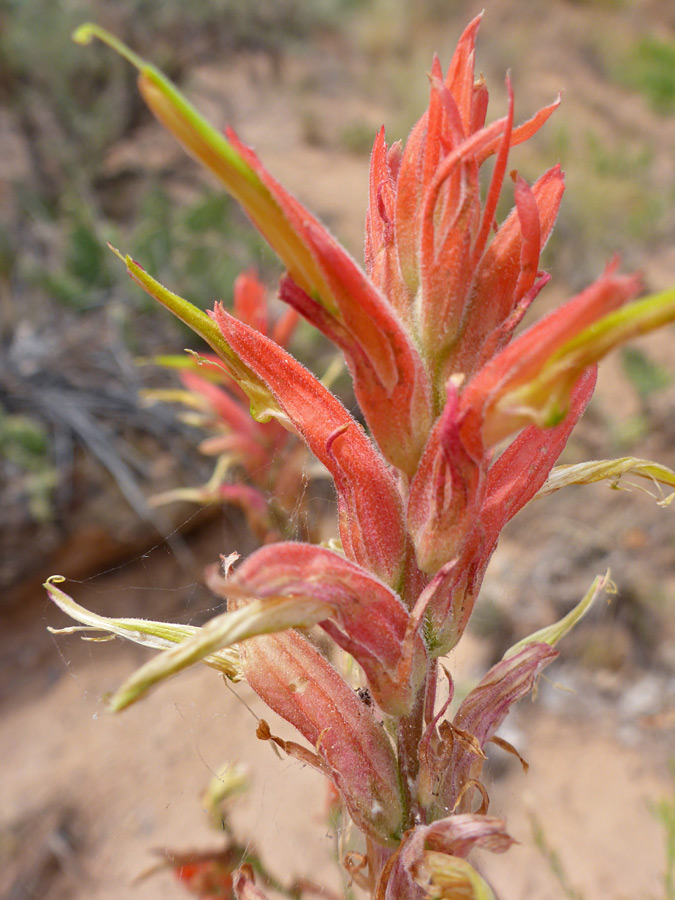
[[118, 253, 288, 425], [106, 593, 336, 711], [431, 643, 558, 818], [445, 14, 485, 135], [407, 381, 487, 574], [536, 455, 675, 504], [365, 128, 409, 324], [136, 75, 329, 309], [503, 573, 610, 660], [448, 165, 565, 380], [480, 366, 598, 544], [45, 577, 242, 682], [417, 369, 596, 655], [483, 283, 675, 447], [459, 263, 643, 453]]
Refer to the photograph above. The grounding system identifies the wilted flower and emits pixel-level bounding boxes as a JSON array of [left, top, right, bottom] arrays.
[[50, 15, 675, 899]]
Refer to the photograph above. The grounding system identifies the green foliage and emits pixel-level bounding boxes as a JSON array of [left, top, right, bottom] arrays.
[[563, 0, 626, 7], [581, 130, 663, 243], [0, 406, 57, 522], [1, 0, 364, 85], [529, 810, 587, 900], [338, 119, 378, 155], [621, 36, 675, 116], [584, 130, 653, 179], [36, 201, 117, 309], [621, 346, 672, 401], [127, 0, 366, 47], [0, 0, 134, 172], [26, 182, 275, 334], [610, 346, 673, 447], [539, 122, 669, 283], [651, 761, 675, 900], [0, 410, 49, 461], [1, 0, 362, 322], [131, 187, 276, 316]]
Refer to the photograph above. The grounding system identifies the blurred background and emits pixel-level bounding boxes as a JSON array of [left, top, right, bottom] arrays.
[[1, 0, 675, 898]]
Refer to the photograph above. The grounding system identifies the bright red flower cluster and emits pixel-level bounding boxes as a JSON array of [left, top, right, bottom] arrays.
[[49, 14, 675, 900]]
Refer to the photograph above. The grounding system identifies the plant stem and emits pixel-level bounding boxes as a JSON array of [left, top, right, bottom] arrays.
[[396, 664, 432, 828]]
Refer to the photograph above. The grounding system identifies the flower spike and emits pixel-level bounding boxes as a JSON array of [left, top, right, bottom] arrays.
[[80, 26, 432, 474], [58, 20, 675, 899]]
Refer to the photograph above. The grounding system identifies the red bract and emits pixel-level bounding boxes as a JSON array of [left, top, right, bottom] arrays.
[[52, 15, 675, 900], [147, 270, 305, 541], [171, 852, 237, 899], [219, 542, 428, 716]]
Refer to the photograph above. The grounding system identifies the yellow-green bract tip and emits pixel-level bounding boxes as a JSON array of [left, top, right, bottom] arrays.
[[106, 242, 125, 264], [72, 23, 95, 45], [72, 23, 145, 71], [45, 574, 66, 586]]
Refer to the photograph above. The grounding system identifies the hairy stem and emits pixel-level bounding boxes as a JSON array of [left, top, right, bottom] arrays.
[[396, 664, 431, 828]]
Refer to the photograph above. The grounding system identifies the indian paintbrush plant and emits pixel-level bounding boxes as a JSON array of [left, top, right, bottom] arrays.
[[141, 268, 311, 544], [47, 15, 675, 900]]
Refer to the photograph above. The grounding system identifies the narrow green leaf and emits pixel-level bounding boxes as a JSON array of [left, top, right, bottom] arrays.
[[537, 456, 675, 506], [45, 576, 242, 680], [73, 24, 258, 187], [503, 573, 612, 659], [107, 595, 333, 711], [498, 288, 675, 431]]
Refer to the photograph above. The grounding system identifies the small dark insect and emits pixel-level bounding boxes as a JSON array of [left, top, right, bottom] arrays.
[[356, 686, 373, 707]]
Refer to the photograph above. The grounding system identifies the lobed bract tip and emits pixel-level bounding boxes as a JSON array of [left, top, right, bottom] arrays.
[[72, 23, 145, 71]]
